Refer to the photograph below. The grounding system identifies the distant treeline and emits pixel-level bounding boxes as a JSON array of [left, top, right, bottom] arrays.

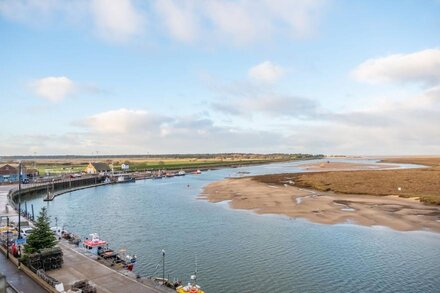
[[1, 153, 324, 161]]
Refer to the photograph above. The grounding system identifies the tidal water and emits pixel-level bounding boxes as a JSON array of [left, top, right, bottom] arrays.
[[25, 159, 440, 292]]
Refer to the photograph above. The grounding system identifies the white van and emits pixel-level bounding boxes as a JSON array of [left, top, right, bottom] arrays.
[[20, 227, 33, 237]]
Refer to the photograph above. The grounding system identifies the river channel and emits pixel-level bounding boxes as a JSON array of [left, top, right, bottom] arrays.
[[25, 159, 440, 292]]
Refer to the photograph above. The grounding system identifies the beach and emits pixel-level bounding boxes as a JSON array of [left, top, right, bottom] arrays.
[[201, 161, 440, 233]]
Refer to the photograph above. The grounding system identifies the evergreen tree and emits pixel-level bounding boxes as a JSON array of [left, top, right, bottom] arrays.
[[24, 207, 57, 254]]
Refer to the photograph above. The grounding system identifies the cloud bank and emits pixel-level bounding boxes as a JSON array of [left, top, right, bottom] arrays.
[[352, 49, 440, 87], [0, 0, 328, 45]]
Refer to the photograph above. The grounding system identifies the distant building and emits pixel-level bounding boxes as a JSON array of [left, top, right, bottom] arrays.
[[26, 168, 39, 179], [85, 162, 111, 174], [0, 164, 28, 183], [121, 163, 129, 171]]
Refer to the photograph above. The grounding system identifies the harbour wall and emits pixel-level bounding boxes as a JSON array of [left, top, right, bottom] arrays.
[[8, 176, 101, 208]]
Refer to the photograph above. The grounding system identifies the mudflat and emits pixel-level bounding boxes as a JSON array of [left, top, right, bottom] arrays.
[[201, 159, 440, 233]]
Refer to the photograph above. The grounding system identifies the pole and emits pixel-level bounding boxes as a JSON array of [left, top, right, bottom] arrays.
[[25, 202, 28, 218], [18, 162, 22, 239], [6, 217, 9, 259], [162, 249, 165, 284], [31, 204, 34, 221]]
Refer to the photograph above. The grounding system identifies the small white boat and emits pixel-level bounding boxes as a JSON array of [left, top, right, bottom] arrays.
[[117, 175, 135, 183]]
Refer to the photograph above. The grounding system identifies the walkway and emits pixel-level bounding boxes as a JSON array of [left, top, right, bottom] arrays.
[[48, 241, 174, 293], [0, 185, 17, 219], [0, 252, 48, 293]]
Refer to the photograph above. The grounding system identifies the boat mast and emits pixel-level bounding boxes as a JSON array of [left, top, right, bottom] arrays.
[[162, 249, 166, 284]]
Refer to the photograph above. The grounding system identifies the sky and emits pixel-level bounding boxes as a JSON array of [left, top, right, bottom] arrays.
[[0, 0, 439, 156]]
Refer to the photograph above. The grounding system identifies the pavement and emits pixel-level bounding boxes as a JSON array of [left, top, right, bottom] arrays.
[[0, 185, 17, 217], [48, 241, 174, 293], [0, 252, 48, 293], [0, 185, 47, 293]]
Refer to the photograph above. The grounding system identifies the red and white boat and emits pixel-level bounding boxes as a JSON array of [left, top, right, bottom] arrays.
[[83, 233, 108, 255], [82, 233, 137, 271]]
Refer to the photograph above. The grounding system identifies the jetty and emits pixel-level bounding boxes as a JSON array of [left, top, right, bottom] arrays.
[[49, 240, 174, 292]]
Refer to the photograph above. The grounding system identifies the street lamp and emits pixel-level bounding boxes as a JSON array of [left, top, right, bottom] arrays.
[[17, 162, 22, 240]]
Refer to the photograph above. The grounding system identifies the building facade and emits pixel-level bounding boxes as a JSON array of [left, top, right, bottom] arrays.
[[85, 163, 111, 174]]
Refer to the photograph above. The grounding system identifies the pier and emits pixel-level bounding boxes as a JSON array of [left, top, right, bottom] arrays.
[[49, 240, 174, 292]]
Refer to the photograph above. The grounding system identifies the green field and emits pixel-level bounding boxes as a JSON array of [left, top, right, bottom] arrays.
[[12, 154, 322, 175]]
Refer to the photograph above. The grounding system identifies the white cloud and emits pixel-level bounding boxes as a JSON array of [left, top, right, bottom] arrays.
[[154, 0, 327, 45], [67, 108, 284, 154], [2, 86, 440, 155], [352, 49, 440, 86], [0, 0, 59, 23], [31, 76, 75, 102], [0, 0, 327, 45], [214, 93, 317, 119], [154, 0, 198, 43], [248, 61, 285, 82], [0, 0, 144, 43], [83, 108, 166, 134], [90, 0, 145, 42]]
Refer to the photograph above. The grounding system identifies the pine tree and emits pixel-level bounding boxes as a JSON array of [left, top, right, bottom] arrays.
[[24, 207, 57, 254]]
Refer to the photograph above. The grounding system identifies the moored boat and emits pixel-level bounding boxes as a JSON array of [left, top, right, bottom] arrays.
[[176, 275, 205, 293], [117, 175, 136, 183], [83, 233, 108, 255], [176, 170, 186, 176]]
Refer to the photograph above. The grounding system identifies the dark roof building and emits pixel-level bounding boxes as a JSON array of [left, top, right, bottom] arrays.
[[0, 164, 17, 175], [85, 162, 111, 174]]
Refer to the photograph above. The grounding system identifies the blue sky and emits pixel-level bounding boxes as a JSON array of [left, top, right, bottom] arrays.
[[0, 0, 439, 155]]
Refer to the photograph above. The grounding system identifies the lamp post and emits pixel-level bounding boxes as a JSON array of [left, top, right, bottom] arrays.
[[6, 217, 9, 259], [17, 162, 22, 240]]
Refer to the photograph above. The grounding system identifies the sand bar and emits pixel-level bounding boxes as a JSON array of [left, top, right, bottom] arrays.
[[201, 161, 440, 233], [297, 161, 396, 171]]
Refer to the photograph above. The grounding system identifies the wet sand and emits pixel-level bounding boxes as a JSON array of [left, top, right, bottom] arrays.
[[297, 161, 396, 171], [201, 161, 440, 233]]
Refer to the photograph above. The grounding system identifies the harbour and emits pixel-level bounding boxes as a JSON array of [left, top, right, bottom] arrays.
[[20, 159, 440, 292]]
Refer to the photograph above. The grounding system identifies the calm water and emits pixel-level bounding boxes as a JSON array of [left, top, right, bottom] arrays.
[[25, 159, 440, 292]]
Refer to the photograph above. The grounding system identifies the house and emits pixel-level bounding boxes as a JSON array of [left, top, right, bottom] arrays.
[[0, 164, 29, 183], [26, 168, 39, 179], [85, 162, 111, 174], [121, 163, 129, 171]]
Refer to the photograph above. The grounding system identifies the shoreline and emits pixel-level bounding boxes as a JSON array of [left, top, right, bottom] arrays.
[[201, 161, 440, 233]]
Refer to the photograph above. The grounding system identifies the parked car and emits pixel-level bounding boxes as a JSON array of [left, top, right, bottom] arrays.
[[20, 227, 33, 238]]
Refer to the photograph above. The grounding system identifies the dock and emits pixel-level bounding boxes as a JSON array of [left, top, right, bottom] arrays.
[[48, 240, 174, 293]]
